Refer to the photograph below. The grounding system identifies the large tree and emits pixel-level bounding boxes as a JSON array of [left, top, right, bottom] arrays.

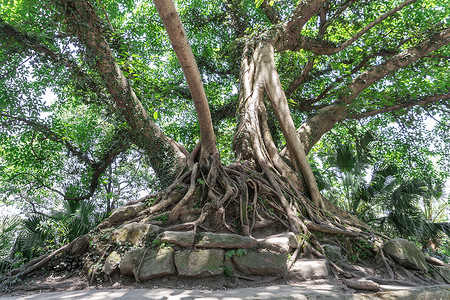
[[1, 0, 449, 268]]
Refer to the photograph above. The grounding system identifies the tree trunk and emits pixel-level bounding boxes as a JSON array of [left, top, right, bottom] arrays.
[[235, 41, 324, 209], [153, 0, 217, 159]]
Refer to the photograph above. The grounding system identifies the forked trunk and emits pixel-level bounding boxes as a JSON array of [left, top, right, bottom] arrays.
[[235, 41, 324, 209]]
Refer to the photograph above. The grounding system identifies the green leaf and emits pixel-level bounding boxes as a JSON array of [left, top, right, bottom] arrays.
[[153, 111, 158, 119]]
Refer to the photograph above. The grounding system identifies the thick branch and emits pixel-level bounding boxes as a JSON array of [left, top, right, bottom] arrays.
[[257, 42, 324, 208], [294, 26, 450, 154], [153, 0, 217, 157], [277, 0, 416, 54]]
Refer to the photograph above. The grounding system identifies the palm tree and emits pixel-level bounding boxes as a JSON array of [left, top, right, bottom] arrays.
[[8, 199, 107, 268], [315, 140, 449, 253]]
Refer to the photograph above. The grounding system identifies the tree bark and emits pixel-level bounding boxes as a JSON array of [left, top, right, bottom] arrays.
[[153, 0, 218, 158]]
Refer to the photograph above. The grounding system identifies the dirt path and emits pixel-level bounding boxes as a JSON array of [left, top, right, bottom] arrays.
[[2, 284, 450, 300]]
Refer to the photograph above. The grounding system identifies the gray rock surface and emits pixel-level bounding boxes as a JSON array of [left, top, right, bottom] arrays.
[[322, 244, 342, 262], [383, 238, 428, 272], [111, 223, 160, 246], [156, 231, 194, 247], [102, 251, 121, 276], [232, 251, 287, 275], [174, 249, 224, 277], [196, 232, 258, 249], [4, 284, 450, 300], [289, 259, 329, 281], [343, 279, 380, 291], [119, 247, 175, 280], [107, 203, 147, 224], [257, 233, 297, 254]]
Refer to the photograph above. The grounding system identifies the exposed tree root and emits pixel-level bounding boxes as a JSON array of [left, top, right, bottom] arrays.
[[9, 155, 414, 287]]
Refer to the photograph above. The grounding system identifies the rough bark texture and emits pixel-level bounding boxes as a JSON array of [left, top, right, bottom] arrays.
[[153, 0, 217, 158]]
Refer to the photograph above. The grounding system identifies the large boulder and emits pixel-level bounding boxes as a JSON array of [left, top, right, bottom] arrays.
[[196, 233, 258, 249], [111, 223, 160, 246], [383, 238, 428, 272], [174, 249, 224, 277], [288, 259, 329, 281], [119, 247, 175, 280], [156, 231, 195, 247], [232, 251, 287, 275], [107, 203, 147, 224]]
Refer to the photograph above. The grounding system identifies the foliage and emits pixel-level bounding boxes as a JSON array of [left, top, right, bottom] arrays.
[[313, 132, 449, 255], [0, 200, 106, 274]]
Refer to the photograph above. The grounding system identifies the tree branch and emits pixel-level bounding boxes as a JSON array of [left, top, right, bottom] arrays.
[[292, 26, 450, 154], [348, 93, 450, 120], [277, 0, 416, 54], [261, 1, 281, 24], [286, 56, 315, 97], [0, 19, 108, 102]]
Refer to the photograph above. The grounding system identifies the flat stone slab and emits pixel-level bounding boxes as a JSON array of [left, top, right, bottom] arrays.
[[174, 249, 224, 277], [156, 231, 194, 247], [344, 279, 380, 291], [119, 247, 175, 280], [196, 232, 258, 249], [232, 251, 287, 275], [383, 238, 428, 272], [111, 222, 160, 246], [258, 232, 298, 254], [107, 202, 147, 224], [289, 259, 329, 281]]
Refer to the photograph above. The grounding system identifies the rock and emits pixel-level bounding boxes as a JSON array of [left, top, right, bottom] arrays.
[[425, 255, 444, 266], [174, 249, 224, 277], [107, 203, 147, 224], [322, 244, 342, 262], [383, 238, 428, 272], [196, 232, 258, 249], [258, 233, 298, 254], [70, 235, 89, 255], [156, 231, 194, 247], [232, 251, 287, 275], [111, 222, 160, 246], [343, 279, 380, 291], [119, 247, 175, 280], [102, 251, 121, 276], [289, 259, 329, 281]]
